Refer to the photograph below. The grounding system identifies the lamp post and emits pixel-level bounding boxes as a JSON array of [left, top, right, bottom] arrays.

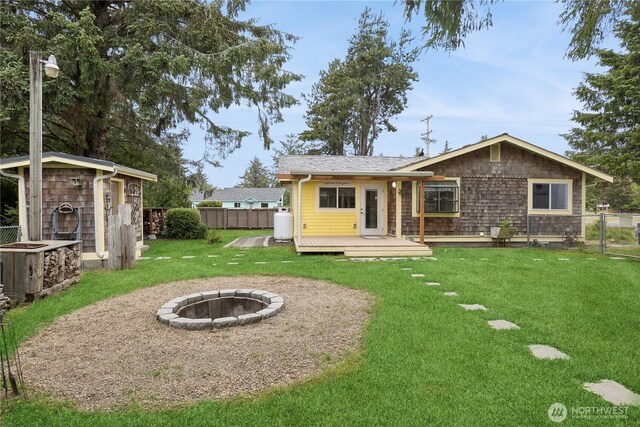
[[29, 51, 59, 241]]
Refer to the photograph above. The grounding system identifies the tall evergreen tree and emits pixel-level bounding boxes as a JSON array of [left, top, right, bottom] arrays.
[[238, 157, 272, 188], [564, 3, 640, 181], [402, 0, 633, 59], [0, 0, 300, 166], [301, 8, 419, 156]]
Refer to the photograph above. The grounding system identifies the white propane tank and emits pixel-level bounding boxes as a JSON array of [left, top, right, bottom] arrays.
[[274, 208, 294, 242]]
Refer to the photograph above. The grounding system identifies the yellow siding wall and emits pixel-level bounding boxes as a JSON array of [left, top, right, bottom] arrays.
[[303, 181, 358, 236]]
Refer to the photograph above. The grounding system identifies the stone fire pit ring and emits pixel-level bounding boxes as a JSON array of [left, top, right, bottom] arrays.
[[156, 289, 284, 330]]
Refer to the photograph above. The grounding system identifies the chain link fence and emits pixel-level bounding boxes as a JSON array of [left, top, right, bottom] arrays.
[[0, 226, 21, 245], [527, 213, 640, 259]]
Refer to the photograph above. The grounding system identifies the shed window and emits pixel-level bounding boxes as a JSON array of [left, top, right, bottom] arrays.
[[319, 187, 356, 209], [532, 183, 568, 210], [417, 181, 459, 213]]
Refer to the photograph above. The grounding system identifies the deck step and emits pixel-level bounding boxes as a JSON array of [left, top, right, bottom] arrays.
[[344, 246, 432, 257]]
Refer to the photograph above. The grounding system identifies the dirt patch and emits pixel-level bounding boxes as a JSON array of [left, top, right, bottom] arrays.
[[19, 275, 374, 411]]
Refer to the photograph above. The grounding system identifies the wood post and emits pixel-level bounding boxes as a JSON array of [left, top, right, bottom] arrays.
[[107, 204, 136, 270], [419, 179, 425, 245]]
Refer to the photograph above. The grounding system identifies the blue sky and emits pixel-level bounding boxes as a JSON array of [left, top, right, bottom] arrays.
[[184, 0, 612, 188]]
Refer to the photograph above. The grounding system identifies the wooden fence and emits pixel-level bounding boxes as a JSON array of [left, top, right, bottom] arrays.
[[198, 208, 278, 229]]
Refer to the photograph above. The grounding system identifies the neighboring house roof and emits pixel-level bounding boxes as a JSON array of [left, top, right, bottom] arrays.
[[0, 151, 157, 181], [197, 187, 285, 203], [396, 133, 614, 182]]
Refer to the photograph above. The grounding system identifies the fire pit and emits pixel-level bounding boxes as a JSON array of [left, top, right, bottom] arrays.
[[157, 289, 284, 330]]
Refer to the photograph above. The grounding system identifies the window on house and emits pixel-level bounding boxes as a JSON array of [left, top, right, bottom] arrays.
[[490, 144, 501, 162], [416, 181, 459, 213], [261, 202, 268, 208], [532, 183, 569, 210], [233, 202, 241, 208], [319, 187, 356, 209]]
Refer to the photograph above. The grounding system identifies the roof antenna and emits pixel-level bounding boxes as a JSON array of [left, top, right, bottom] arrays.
[[421, 115, 436, 158]]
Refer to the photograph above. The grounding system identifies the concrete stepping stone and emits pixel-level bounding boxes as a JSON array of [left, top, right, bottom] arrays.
[[443, 292, 458, 297], [411, 273, 425, 278], [138, 257, 150, 260], [156, 256, 171, 260], [335, 259, 348, 262], [234, 253, 245, 257], [227, 262, 239, 265], [182, 256, 195, 259], [281, 260, 292, 263], [425, 282, 440, 286], [583, 380, 640, 406], [459, 304, 487, 311], [255, 261, 267, 265], [587, 257, 597, 260], [351, 257, 378, 262], [458, 258, 466, 261], [401, 268, 412, 271], [425, 257, 438, 261], [558, 258, 570, 261], [479, 258, 489, 261], [528, 344, 570, 360], [488, 320, 520, 330], [609, 257, 625, 260], [533, 258, 543, 261], [208, 255, 219, 258]]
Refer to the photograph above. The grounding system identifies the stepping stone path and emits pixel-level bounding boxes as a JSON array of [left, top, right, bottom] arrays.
[[182, 256, 195, 259], [459, 304, 487, 311], [411, 273, 425, 278], [208, 255, 219, 258], [156, 257, 171, 260], [425, 282, 440, 286], [443, 292, 458, 297], [488, 320, 520, 330], [583, 380, 640, 406], [255, 262, 267, 265], [528, 344, 570, 360]]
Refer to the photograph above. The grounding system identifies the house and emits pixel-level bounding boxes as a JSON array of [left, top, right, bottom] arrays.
[[0, 152, 157, 267], [191, 187, 285, 209], [277, 133, 613, 255]]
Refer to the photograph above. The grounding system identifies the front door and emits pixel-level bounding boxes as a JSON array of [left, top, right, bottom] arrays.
[[361, 185, 384, 235]]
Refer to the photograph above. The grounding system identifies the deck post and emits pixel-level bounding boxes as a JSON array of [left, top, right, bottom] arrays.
[[419, 179, 425, 245]]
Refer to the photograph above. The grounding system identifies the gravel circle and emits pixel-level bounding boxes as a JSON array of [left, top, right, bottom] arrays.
[[19, 275, 374, 411]]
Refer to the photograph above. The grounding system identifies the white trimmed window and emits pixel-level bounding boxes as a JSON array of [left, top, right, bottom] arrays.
[[528, 179, 572, 214], [319, 187, 356, 209], [417, 181, 459, 213]]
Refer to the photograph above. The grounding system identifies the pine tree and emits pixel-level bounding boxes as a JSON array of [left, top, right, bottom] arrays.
[[239, 157, 272, 188]]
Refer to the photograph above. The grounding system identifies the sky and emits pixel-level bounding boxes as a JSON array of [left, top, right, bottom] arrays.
[[183, 0, 613, 188]]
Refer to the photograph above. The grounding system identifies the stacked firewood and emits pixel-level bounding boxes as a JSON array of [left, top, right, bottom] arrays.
[[43, 247, 81, 289], [149, 211, 165, 235], [0, 282, 9, 310]]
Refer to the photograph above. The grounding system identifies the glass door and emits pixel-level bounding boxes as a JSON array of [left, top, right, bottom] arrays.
[[361, 185, 384, 235]]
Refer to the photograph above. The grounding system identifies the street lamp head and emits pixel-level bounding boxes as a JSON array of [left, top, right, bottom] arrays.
[[43, 55, 59, 78]]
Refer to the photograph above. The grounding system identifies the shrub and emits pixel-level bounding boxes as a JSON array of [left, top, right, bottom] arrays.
[[206, 228, 222, 244], [197, 200, 222, 208], [165, 208, 207, 239]]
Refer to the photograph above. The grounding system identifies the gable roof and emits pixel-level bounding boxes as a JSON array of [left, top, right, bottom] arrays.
[[395, 133, 614, 182], [0, 151, 157, 181], [278, 155, 417, 174], [196, 187, 285, 203]]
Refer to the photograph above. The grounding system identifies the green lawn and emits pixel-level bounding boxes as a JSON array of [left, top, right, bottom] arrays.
[[2, 231, 639, 426]]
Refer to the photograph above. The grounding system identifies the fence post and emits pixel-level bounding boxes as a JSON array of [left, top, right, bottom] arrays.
[[599, 212, 605, 254]]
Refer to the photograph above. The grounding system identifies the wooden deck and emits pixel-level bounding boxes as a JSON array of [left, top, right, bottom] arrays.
[[295, 235, 433, 257]]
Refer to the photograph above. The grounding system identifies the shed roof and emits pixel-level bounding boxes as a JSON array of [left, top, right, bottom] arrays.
[[194, 187, 285, 202], [0, 152, 157, 181]]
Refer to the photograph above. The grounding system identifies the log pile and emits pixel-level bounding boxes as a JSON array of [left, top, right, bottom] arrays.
[[43, 247, 81, 290], [0, 282, 9, 310]]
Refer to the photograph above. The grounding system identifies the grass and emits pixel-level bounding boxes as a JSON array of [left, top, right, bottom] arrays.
[[2, 230, 639, 426]]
